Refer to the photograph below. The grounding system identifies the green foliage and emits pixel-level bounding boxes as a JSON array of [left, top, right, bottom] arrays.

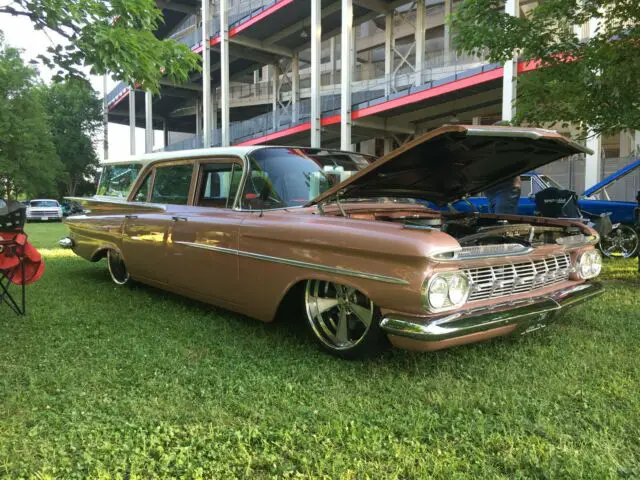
[[42, 79, 102, 196], [452, 0, 640, 135], [0, 222, 638, 478], [0, 35, 60, 199], [1, 0, 201, 92]]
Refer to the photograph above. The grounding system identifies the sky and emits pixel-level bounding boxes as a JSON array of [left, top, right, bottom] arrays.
[[0, 14, 164, 161]]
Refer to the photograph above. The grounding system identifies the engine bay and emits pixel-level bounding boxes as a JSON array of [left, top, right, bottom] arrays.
[[348, 209, 588, 249]]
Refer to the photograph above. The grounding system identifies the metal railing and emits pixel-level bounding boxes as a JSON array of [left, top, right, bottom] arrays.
[[107, 0, 283, 106]]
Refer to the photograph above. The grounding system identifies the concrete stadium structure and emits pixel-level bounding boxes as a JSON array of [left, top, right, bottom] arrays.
[[104, 0, 640, 200]]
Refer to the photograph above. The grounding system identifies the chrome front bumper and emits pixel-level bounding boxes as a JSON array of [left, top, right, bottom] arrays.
[[58, 237, 74, 249], [380, 282, 604, 347]]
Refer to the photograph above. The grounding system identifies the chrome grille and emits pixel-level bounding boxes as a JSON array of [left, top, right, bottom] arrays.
[[465, 253, 572, 302]]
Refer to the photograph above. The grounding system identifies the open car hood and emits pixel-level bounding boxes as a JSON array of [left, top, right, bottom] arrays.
[[583, 157, 640, 197], [308, 125, 591, 206]]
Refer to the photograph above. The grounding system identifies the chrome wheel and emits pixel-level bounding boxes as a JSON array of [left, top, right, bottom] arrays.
[[599, 225, 639, 259], [107, 250, 130, 285], [304, 280, 375, 351]]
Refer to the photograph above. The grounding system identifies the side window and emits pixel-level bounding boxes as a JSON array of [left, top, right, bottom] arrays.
[[132, 172, 152, 202], [150, 163, 194, 205], [196, 162, 243, 208]]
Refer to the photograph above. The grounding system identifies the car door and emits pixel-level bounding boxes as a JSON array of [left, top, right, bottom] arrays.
[[166, 158, 245, 304], [122, 161, 196, 283]]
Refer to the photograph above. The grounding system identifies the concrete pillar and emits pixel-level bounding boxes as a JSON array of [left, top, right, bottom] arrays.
[[212, 89, 218, 145], [383, 137, 393, 155], [635, 131, 640, 155], [330, 37, 336, 85], [310, 0, 321, 147], [340, 0, 353, 150], [501, 0, 519, 122], [292, 53, 300, 123], [220, 0, 230, 146], [415, 0, 425, 86], [272, 64, 279, 130], [195, 98, 202, 137], [202, 0, 212, 147], [129, 87, 136, 155], [619, 130, 635, 157], [102, 75, 109, 160], [384, 11, 393, 96], [585, 132, 602, 189], [472, 116, 482, 125], [163, 120, 169, 148], [145, 90, 153, 153], [444, 0, 452, 59]]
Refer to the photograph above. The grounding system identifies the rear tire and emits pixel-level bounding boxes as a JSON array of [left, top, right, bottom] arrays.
[[303, 279, 389, 359], [107, 250, 130, 285]]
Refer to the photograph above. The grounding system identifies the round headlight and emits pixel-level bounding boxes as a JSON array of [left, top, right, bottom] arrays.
[[448, 273, 469, 305], [589, 251, 602, 276], [428, 276, 449, 309], [579, 253, 593, 278]]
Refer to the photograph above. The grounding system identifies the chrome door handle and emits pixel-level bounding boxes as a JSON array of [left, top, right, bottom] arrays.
[[171, 216, 188, 222], [125, 214, 138, 220]]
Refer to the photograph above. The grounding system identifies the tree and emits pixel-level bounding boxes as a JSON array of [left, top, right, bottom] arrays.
[[42, 80, 102, 197], [0, 35, 61, 200], [0, 1, 201, 93], [451, 0, 640, 136]]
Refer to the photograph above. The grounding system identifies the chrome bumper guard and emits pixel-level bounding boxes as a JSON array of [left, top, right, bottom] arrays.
[[380, 282, 604, 342], [58, 237, 74, 249]]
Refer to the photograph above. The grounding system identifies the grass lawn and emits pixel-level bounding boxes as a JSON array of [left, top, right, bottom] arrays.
[[1, 222, 639, 478]]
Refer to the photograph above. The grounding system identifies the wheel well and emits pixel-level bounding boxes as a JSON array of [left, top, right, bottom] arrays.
[[90, 248, 108, 262], [273, 279, 307, 321]]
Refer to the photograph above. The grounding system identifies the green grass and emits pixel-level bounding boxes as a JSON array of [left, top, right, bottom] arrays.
[[1, 222, 639, 479]]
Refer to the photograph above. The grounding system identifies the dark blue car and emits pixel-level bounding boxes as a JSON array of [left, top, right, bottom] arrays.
[[448, 159, 640, 259]]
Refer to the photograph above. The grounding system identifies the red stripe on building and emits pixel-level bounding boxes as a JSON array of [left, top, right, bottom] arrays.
[[229, 0, 294, 36], [352, 68, 504, 119], [236, 121, 311, 145], [321, 115, 341, 126]]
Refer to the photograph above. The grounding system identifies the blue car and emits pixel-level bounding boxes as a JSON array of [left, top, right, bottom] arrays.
[[448, 159, 640, 259]]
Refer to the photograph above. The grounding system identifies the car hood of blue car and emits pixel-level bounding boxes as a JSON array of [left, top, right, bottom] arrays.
[[583, 158, 640, 197]]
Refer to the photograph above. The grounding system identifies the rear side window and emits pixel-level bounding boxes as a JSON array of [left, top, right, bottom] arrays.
[[150, 164, 194, 205]]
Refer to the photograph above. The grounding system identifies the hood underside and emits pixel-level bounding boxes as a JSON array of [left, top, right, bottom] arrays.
[[309, 125, 591, 206]]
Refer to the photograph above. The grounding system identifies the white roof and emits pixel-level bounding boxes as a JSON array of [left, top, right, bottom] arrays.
[[99, 146, 263, 166]]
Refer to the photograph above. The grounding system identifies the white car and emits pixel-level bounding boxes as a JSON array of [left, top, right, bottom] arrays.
[[26, 199, 63, 221]]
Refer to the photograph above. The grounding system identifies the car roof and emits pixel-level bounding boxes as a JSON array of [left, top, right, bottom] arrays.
[[101, 146, 370, 168]]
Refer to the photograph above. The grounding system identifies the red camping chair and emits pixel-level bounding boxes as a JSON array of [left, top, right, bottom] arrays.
[[0, 200, 45, 315]]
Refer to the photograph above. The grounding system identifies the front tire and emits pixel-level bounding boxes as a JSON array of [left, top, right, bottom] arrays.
[[304, 280, 389, 359], [107, 250, 130, 285]]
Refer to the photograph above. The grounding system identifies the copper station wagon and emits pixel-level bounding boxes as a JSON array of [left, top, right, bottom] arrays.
[[61, 125, 604, 358]]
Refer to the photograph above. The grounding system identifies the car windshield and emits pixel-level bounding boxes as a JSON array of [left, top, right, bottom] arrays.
[[243, 148, 373, 209], [30, 200, 58, 207], [97, 163, 143, 198]]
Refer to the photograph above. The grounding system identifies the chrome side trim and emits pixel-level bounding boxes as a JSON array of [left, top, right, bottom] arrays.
[[429, 244, 533, 261], [173, 241, 409, 285], [380, 282, 604, 342]]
